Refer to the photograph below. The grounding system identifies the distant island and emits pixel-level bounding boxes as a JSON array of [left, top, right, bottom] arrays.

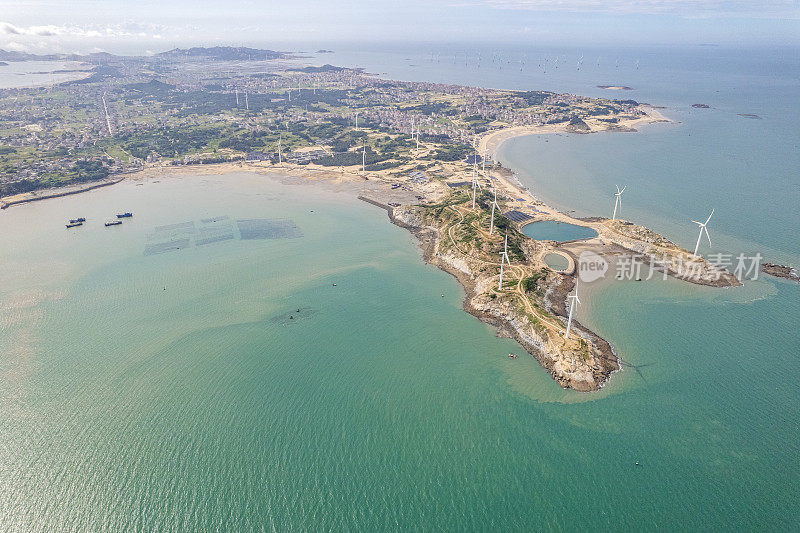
[[692, 103, 710, 108], [157, 46, 286, 61], [316, 49, 334, 54], [597, 85, 633, 90]]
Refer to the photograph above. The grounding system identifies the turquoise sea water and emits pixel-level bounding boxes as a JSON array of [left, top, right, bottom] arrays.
[[2, 44, 800, 529], [521, 221, 597, 241]]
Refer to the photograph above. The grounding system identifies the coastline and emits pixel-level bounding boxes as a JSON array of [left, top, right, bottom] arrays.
[[477, 104, 670, 159], [1, 177, 125, 209], [0, 104, 740, 391]]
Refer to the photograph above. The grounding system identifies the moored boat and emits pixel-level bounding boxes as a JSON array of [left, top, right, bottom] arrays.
[[66, 222, 83, 228], [105, 220, 122, 227], [116, 212, 133, 218]]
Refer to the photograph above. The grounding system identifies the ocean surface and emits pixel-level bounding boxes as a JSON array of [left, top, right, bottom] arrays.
[[2, 44, 799, 529]]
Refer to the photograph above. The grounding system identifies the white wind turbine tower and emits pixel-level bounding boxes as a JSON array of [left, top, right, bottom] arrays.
[[489, 183, 500, 235], [244, 91, 249, 110], [692, 209, 714, 257], [498, 231, 512, 290], [612, 185, 626, 221], [361, 145, 366, 174], [482, 149, 487, 173], [565, 280, 581, 339], [471, 162, 482, 209], [277, 134, 282, 166], [235, 89, 239, 106]]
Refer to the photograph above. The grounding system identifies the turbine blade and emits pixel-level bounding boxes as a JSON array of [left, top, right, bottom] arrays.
[[620, 186, 626, 193], [704, 227, 712, 247], [691, 220, 702, 225], [705, 209, 714, 224]]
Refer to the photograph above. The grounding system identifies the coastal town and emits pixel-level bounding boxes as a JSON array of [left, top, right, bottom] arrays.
[[0, 46, 644, 198]]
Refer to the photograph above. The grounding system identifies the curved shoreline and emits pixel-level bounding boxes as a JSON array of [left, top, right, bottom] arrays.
[[478, 104, 670, 160]]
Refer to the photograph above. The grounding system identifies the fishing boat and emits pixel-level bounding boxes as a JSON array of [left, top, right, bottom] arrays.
[[116, 212, 133, 218], [105, 220, 122, 227], [69, 217, 86, 223], [66, 222, 83, 228]]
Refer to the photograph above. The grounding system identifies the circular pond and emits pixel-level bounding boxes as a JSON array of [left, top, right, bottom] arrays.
[[544, 253, 570, 271]]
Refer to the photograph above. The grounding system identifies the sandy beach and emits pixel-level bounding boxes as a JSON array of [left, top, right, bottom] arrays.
[[477, 105, 670, 159]]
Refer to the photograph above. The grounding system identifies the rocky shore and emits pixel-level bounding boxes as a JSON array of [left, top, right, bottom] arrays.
[[761, 262, 800, 283], [389, 203, 620, 392]]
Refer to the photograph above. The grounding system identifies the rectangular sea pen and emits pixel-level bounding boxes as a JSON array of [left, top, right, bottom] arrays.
[[236, 219, 303, 240], [196, 234, 235, 246]]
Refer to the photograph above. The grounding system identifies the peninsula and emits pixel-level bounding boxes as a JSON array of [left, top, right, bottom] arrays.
[[0, 47, 741, 390]]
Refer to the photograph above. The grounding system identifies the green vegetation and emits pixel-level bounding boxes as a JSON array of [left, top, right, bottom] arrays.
[[0, 50, 639, 197]]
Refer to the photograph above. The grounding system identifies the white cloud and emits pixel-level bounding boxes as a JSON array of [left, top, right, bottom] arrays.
[[3, 41, 29, 52], [0, 21, 168, 39], [466, 0, 800, 17]]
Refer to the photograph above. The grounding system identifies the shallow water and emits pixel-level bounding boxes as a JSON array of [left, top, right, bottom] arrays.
[[2, 172, 797, 530]]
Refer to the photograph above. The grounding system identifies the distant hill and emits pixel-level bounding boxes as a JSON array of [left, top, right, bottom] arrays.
[[0, 49, 62, 61], [288, 64, 347, 73], [157, 47, 286, 61], [0, 49, 116, 62]]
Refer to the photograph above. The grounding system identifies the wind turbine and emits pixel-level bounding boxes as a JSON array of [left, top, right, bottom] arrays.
[[692, 209, 714, 257], [489, 184, 500, 235], [471, 162, 482, 209], [565, 280, 581, 339], [361, 145, 366, 174], [612, 185, 626, 221], [498, 231, 512, 290], [277, 134, 282, 166]]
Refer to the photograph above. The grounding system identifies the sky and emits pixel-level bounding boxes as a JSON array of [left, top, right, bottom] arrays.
[[1, 0, 799, 55]]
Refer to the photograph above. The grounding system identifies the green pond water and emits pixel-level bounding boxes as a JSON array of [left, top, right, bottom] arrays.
[[521, 220, 598, 242], [1, 173, 798, 530], [543, 253, 569, 271]]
